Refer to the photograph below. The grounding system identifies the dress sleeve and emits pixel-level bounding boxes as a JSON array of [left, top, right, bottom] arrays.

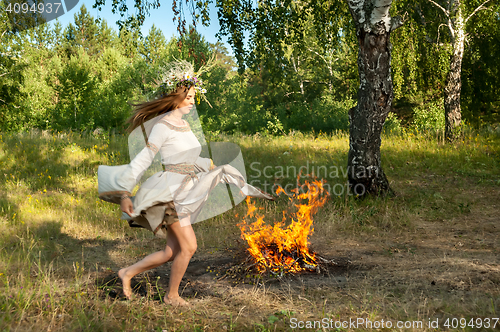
[[126, 123, 168, 185], [98, 123, 169, 203]]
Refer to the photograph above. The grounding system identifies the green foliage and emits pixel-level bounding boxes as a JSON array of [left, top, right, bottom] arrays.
[[412, 100, 445, 131], [52, 48, 99, 131], [199, 70, 267, 134], [1, 14, 60, 131], [175, 26, 212, 71], [92, 49, 145, 130], [141, 25, 168, 65], [275, 96, 353, 133], [383, 112, 403, 135], [391, 3, 450, 102], [461, 3, 500, 125], [61, 4, 116, 58], [117, 24, 143, 60], [216, 0, 358, 112], [391, 0, 500, 129], [196, 60, 353, 135]]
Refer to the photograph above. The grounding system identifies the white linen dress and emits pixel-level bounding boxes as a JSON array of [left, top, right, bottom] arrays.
[[98, 115, 273, 234]]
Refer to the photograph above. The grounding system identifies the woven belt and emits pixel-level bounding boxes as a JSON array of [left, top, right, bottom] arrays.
[[163, 163, 196, 174], [164, 163, 198, 197]]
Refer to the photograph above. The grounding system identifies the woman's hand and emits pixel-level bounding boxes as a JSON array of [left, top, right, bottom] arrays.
[[120, 197, 134, 217]]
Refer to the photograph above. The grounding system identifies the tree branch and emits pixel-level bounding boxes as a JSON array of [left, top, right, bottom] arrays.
[[437, 23, 449, 44], [307, 48, 336, 69], [447, 18, 455, 41], [427, 0, 449, 18], [465, 0, 494, 23]]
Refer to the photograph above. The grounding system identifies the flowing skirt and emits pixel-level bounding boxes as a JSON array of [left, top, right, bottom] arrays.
[[98, 164, 273, 234]]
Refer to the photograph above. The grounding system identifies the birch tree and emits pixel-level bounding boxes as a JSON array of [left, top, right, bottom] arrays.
[[345, 0, 402, 196], [424, 0, 496, 140]]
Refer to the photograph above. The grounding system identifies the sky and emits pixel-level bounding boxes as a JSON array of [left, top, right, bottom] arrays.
[[51, 0, 232, 52]]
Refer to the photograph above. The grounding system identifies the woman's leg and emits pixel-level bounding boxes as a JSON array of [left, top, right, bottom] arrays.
[[163, 216, 196, 306], [118, 228, 180, 299]]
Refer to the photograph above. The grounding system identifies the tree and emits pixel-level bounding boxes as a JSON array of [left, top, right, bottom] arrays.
[[209, 41, 236, 72], [343, 0, 402, 196], [63, 5, 116, 58], [218, 0, 400, 196], [177, 26, 212, 71], [420, 0, 497, 140], [117, 19, 144, 59], [142, 25, 167, 64], [390, 3, 449, 104], [0, 10, 62, 130]]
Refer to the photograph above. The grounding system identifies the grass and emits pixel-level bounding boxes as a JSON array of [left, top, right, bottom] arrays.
[[0, 128, 499, 331]]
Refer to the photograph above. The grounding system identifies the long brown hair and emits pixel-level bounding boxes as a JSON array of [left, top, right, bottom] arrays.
[[126, 86, 191, 133]]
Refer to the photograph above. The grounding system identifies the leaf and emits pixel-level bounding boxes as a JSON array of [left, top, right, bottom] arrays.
[[268, 314, 279, 324]]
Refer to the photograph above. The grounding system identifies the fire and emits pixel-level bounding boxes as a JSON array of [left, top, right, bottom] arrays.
[[238, 177, 329, 274]]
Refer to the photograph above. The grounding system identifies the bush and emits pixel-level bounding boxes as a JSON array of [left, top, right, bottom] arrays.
[[412, 100, 445, 131], [383, 112, 403, 135], [276, 96, 354, 133]]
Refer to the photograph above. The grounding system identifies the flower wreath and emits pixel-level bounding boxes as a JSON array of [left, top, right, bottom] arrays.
[[155, 58, 213, 107]]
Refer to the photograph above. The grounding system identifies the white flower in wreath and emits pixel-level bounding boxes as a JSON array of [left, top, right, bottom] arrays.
[[183, 72, 191, 80]]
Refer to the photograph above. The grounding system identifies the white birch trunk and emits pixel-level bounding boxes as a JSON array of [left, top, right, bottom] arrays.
[[290, 54, 305, 95], [428, 0, 493, 140], [346, 0, 402, 196], [444, 2, 465, 140]]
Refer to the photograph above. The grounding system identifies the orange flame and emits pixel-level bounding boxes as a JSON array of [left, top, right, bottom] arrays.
[[238, 177, 329, 273]]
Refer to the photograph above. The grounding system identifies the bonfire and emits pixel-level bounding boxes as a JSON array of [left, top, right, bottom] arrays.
[[237, 177, 329, 275]]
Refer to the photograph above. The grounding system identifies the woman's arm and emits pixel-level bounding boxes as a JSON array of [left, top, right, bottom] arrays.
[[98, 123, 170, 205], [122, 123, 170, 190]]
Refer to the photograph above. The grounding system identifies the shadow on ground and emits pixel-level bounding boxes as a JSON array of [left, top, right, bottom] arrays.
[[94, 249, 358, 302]]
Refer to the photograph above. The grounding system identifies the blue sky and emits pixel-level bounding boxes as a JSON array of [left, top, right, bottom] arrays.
[[52, 0, 231, 51]]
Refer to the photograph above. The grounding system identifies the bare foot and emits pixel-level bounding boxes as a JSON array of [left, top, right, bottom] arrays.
[[163, 295, 190, 307], [118, 268, 133, 300]]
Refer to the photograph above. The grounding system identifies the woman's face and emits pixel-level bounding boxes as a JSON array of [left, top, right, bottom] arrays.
[[176, 87, 195, 113]]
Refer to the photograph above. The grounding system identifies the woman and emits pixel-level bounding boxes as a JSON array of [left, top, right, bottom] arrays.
[[98, 61, 272, 306]]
